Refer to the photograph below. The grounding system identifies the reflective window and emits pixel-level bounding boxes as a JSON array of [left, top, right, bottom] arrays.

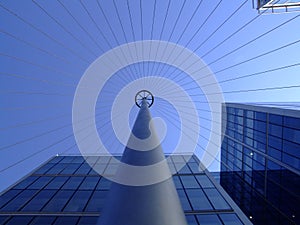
[[197, 214, 222, 225], [12, 176, 38, 189], [45, 176, 69, 189], [283, 127, 300, 145], [219, 213, 243, 225], [185, 215, 199, 225], [196, 175, 214, 188], [53, 216, 79, 225], [203, 188, 231, 210], [0, 190, 21, 209], [284, 116, 300, 130], [43, 190, 74, 212], [5, 216, 33, 225], [177, 189, 191, 211], [21, 190, 56, 211], [85, 190, 108, 212], [186, 189, 213, 210], [78, 216, 98, 225], [180, 175, 200, 188], [30, 216, 56, 224], [79, 177, 100, 190], [96, 178, 112, 190], [61, 176, 84, 190], [63, 190, 92, 212], [28, 176, 53, 189], [45, 163, 68, 175], [1, 190, 38, 211]]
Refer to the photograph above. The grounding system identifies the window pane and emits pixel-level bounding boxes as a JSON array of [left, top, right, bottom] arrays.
[[43, 190, 74, 212], [219, 213, 243, 225], [203, 188, 231, 210], [53, 216, 79, 225], [185, 215, 199, 225], [13, 176, 38, 189], [186, 189, 213, 210], [61, 176, 84, 190], [196, 175, 214, 188], [197, 214, 222, 225], [85, 190, 108, 212], [96, 178, 112, 190], [6, 216, 33, 225], [0, 190, 21, 209], [79, 177, 100, 190], [180, 175, 200, 188], [28, 176, 53, 189], [63, 190, 92, 212], [78, 216, 98, 225], [45, 176, 69, 189], [21, 190, 56, 212], [30, 216, 56, 224], [1, 190, 38, 211], [177, 189, 191, 211], [172, 176, 183, 189]]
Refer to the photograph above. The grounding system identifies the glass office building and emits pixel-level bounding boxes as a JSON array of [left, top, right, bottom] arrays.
[[220, 103, 300, 225], [0, 154, 251, 225]]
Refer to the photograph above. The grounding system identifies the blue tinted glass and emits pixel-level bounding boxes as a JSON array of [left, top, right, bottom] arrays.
[[21, 190, 56, 212], [48, 156, 63, 163], [61, 176, 84, 190], [85, 190, 108, 212], [5, 216, 33, 225], [254, 120, 266, 132], [177, 164, 191, 174], [0, 216, 9, 224], [79, 177, 100, 190], [203, 188, 231, 210], [269, 124, 282, 138], [34, 163, 54, 174], [63, 190, 92, 212], [61, 163, 81, 174], [219, 213, 243, 225], [196, 175, 214, 188], [53, 216, 79, 225], [75, 163, 92, 175], [96, 178, 112, 190], [180, 175, 200, 188], [177, 189, 191, 211], [268, 146, 282, 160], [0, 190, 21, 209], [283, 140, 300, 158], [78, 216, 98, 225], [173, 176, 183, 189], [283, 127, 300, 145], [12, 176, 38, 189], [45, 176, 69, 189], [186, 189, 213, 210], [185, 215, 199, 225], [282, 153, 300, 170], [268, 135, 282, 150], [197, 214, 222, 225], [45, 163, 68, 174], [59, 157, 75, 163], [28, 176, 53, 189], [284, 116, 300, 130], [1, 190, 38, 211], [269, 114, 282, 125], [30, 216, 56, 224], [43, 190, 74, 211], [71, 156, 84, 163], [254, 111, 266, 121]]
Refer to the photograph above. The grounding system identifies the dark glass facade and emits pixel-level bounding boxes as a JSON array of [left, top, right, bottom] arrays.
[[0, 155, 251, 225], [220, 103, 300, 225]]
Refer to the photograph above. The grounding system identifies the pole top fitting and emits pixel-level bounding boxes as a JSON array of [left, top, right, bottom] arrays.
[[135, 90, 154, 108]]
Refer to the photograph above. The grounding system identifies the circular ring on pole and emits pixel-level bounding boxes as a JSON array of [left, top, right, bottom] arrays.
[[135, 90, 154, 108]]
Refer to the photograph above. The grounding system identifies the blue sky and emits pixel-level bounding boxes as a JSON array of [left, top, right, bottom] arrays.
[[1, 0, 300, 192]]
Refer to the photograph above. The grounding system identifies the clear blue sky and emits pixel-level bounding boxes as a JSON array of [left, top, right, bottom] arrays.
[[1, 0, 300, 192]]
